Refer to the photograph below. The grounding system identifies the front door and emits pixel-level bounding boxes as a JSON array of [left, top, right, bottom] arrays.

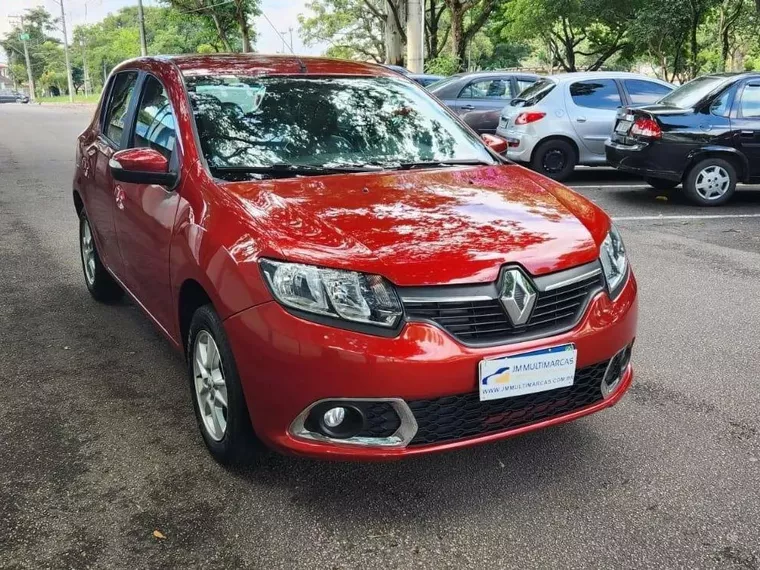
[[113, 74, 181, 331], [730, 80, 760, 180], [566, 78, 623, 157], [87, 71, 140, 278]]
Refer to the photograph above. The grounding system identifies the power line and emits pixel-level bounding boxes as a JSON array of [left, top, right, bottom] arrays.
[[259, 10, 294, 55]]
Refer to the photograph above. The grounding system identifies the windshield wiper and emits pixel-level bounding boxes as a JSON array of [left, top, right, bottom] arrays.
[[209, 163, 379, 179], [395, 158, 496, 170]]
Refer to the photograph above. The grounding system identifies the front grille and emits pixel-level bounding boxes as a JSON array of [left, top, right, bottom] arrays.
[[404, 272, 604, 344], [406, 360, 609, 446]]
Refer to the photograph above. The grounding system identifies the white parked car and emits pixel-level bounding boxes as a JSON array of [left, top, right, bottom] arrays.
[[495, 72, 674, 181]]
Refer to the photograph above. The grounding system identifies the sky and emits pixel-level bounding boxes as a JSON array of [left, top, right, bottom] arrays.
[[0, 0, 327, 63]]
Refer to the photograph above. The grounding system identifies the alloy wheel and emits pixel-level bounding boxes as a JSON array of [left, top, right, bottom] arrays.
[[80, 218, 96, 286], [694, 165, 731, 200], [193, 330, 228, 441]]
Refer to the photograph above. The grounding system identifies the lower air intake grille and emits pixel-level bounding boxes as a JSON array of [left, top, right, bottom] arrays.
[[405, 360, 609, 446]]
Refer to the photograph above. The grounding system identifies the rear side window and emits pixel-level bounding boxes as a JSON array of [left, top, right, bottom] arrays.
[[513, 78, 555, 105], [516, 79, 536, 93], [103, 72, 138, 146], [460, 79, 512, 100], [739, 84, 760, 118], [570, 79, 622, 110], [132, 76, 177, 159], [624, 79, 672, 105]]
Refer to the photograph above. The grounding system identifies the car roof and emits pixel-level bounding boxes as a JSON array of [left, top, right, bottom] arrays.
[[450, 70, 541, 79], [548, 71, 671, 84], [121, 54, 404, 79]]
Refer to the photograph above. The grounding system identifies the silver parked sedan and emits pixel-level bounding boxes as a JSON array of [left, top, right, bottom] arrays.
[[495, 72, 673, 181]]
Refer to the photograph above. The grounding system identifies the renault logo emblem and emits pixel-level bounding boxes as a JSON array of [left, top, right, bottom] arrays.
[[500, 269, 537, 326]]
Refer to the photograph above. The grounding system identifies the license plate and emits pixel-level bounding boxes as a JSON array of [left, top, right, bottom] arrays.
[[615, 120, 632, 134], [478, 344, 577, 402]]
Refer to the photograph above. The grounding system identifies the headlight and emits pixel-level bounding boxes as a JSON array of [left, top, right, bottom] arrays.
[[599, 225, 628, 297], [260, 259, 403, 329]]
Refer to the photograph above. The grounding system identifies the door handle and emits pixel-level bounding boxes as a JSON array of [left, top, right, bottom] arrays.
[[741, 130, 755, 138], [576, 116, 587, 123], [460, 104, 475, 111]]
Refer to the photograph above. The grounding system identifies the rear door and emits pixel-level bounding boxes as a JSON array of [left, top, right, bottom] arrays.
[[113, 73, 181, 330], [566, 78, 623, 156], [730, 80, 760, 179], [84, 71, 140, 278], [454, 76, 514, 114]]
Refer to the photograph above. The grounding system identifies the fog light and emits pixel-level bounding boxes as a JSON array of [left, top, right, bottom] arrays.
[[323, 407, 346, 428]]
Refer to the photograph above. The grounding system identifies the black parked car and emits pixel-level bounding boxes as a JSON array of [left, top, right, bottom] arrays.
[[0, 90, 29, 104], [606, 73, 760, 205]]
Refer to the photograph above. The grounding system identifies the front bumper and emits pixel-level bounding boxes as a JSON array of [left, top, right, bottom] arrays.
[[605, 139, 682, 181], [224, 271, 638, 460]]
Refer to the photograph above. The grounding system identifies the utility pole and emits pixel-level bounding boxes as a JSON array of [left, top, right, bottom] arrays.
[[137, 0, 148, 56], [406, 0, 424, 73], [53, 0, 75, 101], [289, 27, 294, 53], [18, 16, 36, 101], [81, 2, 91, 96]]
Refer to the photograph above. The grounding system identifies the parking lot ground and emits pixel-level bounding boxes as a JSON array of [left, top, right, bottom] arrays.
[[1, 104, 759, 569]]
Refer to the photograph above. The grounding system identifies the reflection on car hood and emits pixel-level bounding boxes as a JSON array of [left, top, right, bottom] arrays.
[[224, 165, 609, 286]]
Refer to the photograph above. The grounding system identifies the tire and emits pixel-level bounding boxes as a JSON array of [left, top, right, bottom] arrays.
[[683, 158, 737, 206], [79, 210, 123, 302], [187, 304, 257, 464], [530, 139, 577, 181], [645, 177, 679, 191]]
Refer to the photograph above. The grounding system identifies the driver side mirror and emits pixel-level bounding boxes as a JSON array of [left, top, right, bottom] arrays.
[[481, 133, 509, 154], [109, 148, 177, 187]]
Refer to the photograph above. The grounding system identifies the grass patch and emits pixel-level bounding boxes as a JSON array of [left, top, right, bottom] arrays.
[[35, 93, 101, 104]]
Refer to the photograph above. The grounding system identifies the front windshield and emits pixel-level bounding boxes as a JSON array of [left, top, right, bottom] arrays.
[[185, 75, 493, 174], [658, 76, 732, 109]]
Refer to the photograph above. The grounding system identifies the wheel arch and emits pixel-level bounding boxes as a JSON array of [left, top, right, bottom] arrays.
[[73, 190, 84, 216], [178, 278, 214, 353], [530, 135, 580, 164], [684, 147, 748, 182]]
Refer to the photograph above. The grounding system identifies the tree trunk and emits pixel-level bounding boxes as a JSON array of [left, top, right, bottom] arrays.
[[426, 0, 439, 58], [450, 3, 465, 70], [234, 0, 252, 53], [385, 0, 406, 65], [689, 1, 700, 79]]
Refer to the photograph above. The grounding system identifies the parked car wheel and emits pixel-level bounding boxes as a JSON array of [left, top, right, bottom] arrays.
[[645, 177, 679, 191], [530, 139, 576, 181], [79, 211, 123, 302], [187, 304, 257, 464], [683, 158, 736, 206]]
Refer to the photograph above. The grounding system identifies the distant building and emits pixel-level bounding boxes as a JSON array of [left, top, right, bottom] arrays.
[[0, 63, 14, 90]]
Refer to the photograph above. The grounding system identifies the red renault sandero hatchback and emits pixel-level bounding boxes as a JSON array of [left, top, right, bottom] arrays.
[[73, 55, 637, 463]]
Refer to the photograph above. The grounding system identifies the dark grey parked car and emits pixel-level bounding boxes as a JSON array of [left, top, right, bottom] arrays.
[[428, 71, 540, 133], [0, 90, 29, 104]]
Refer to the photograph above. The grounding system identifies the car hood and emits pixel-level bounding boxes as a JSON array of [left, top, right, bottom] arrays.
[[223, 165, 609, 286]]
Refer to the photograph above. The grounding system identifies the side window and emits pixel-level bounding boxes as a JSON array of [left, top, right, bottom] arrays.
[[517, 79, 536, 94], [104, 72, 139, 146], [624, 79, 672, 105], [460, 79, 512, 100], [739, 84, 760, 118], [132, 76, 177, 159], [569, 79, 622, 110], [710, 88, 733, 117]]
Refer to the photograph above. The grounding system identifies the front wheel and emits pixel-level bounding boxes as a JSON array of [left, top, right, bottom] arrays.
[[683, 158, 736, 206], [187, 304, 258, 464], [645, 177, 679, 191], [530, 139, 577, 181]]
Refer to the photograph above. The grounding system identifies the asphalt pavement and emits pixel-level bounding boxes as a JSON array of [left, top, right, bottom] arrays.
[[1, 104, 759, 569]]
